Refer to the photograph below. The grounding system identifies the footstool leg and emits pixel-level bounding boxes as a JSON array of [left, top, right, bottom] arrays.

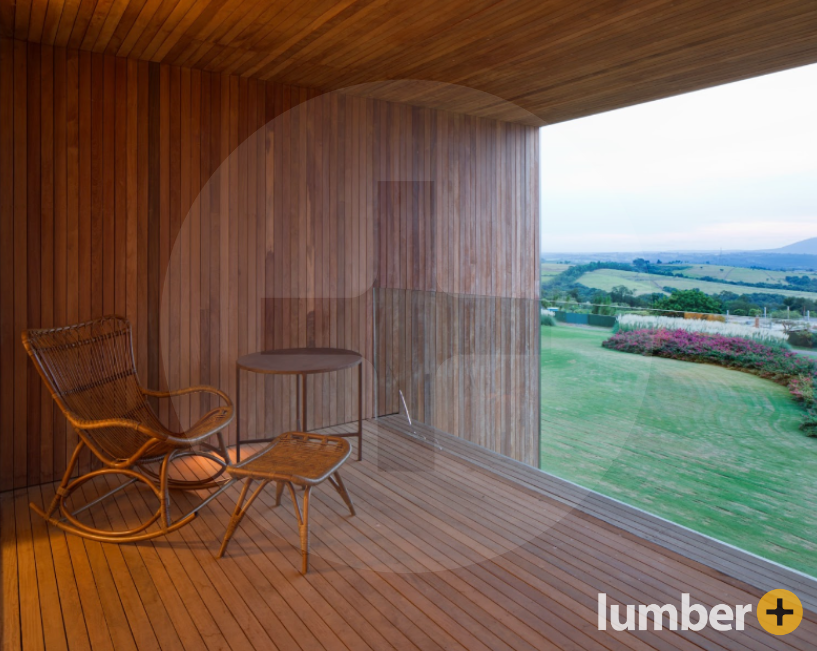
[[300, 487, 311, 574], [217, 479, 268, 558], [286, 482, 312, 574], [274, 481, 284, 506], [328, 472, 355, 516]]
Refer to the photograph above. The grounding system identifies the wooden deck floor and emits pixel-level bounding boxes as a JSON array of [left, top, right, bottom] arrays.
[[2, 417, 816, 650]]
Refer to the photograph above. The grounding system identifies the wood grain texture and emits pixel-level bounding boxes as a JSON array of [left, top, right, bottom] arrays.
[[370, 165, 539, 465], [3, 423, 817, 651], [374, 289, 540, 466], [6, 0, 817, 124], [0, 36, 540, 490]]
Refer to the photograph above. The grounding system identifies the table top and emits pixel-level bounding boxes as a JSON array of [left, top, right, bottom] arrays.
[[237, 348, 362, 374]]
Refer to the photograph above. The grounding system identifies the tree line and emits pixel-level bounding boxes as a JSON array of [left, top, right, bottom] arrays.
[[542, 261, 817, 317]]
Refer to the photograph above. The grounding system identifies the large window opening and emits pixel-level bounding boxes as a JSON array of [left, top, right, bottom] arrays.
[[539, 63, 817, 577]]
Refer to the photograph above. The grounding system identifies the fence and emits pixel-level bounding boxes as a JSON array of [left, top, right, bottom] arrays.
[[543, 300, 817, 330], [543, 301, 817, 348], [553, 311, 617, 328]]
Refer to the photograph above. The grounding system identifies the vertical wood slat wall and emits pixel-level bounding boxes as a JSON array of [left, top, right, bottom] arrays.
[[0, 36, 540, 490], [375, 290, 540, 466], [372, 131, 541, 467]]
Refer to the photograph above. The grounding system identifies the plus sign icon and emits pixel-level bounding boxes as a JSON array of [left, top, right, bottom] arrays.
[[757, 590, 803, 635]]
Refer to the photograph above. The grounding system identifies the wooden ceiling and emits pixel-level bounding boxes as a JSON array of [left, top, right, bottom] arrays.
[[5, 0, 817, 125]]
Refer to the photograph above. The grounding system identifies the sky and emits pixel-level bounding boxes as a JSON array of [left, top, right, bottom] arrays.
[[540, 63, 817, 253]]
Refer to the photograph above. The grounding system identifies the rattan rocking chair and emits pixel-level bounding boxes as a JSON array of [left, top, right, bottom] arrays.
[[23, 315, 236, 543]]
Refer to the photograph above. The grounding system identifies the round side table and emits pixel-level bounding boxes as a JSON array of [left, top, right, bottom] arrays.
[[235, 348, 363, 462]]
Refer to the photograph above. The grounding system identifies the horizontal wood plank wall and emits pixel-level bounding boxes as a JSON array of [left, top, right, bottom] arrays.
[[0, 36, 540, 489]]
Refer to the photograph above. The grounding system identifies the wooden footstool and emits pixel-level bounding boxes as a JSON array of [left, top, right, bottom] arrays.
[[217, 432, 355, 573]]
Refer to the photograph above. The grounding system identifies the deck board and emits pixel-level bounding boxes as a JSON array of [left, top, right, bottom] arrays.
[[374, 416, 817, 610], [2, 418, 817, 651]]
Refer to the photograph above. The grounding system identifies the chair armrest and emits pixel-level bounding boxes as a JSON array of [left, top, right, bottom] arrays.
[[141, 385, 234, 410], [63, 412, 169, 442]]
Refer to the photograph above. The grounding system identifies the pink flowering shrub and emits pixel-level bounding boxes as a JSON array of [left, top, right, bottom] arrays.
[[789, 375, 817, 431], [603, 328, 817, 434]]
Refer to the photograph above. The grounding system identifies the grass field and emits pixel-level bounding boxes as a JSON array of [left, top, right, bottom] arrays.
[[540, 263, 570, 281], [665, 263, 817, 285], [577, 268, 817, 299], [540, 326, 817, 577]]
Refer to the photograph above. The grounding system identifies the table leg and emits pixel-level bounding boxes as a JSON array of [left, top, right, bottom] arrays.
[[295, 374, 301, 431], [236, 367, 241, 462], [357, 363, 363, 461], [302, 373, 308, 432]]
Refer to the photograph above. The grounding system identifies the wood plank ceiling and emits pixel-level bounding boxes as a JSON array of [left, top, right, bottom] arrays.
[[4, 0, 817, 125]]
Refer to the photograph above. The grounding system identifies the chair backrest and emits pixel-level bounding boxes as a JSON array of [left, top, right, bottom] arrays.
[[22, 316, 159, 460]]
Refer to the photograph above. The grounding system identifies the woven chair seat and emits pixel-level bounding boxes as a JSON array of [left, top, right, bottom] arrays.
[[153, 405, 233, 449], [227, 432, 350, 485]]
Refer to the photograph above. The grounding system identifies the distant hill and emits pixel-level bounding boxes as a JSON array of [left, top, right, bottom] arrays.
[[767, 237, 817, 255], [543, 237, 817, 271], [688, 251, 817, 270]]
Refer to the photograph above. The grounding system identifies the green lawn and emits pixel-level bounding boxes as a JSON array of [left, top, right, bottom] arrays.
[[540, 325, 817, 577], [577, 268, 817, 299]]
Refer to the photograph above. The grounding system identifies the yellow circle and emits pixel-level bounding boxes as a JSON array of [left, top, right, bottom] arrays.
[[757, 590, 803, 635]]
